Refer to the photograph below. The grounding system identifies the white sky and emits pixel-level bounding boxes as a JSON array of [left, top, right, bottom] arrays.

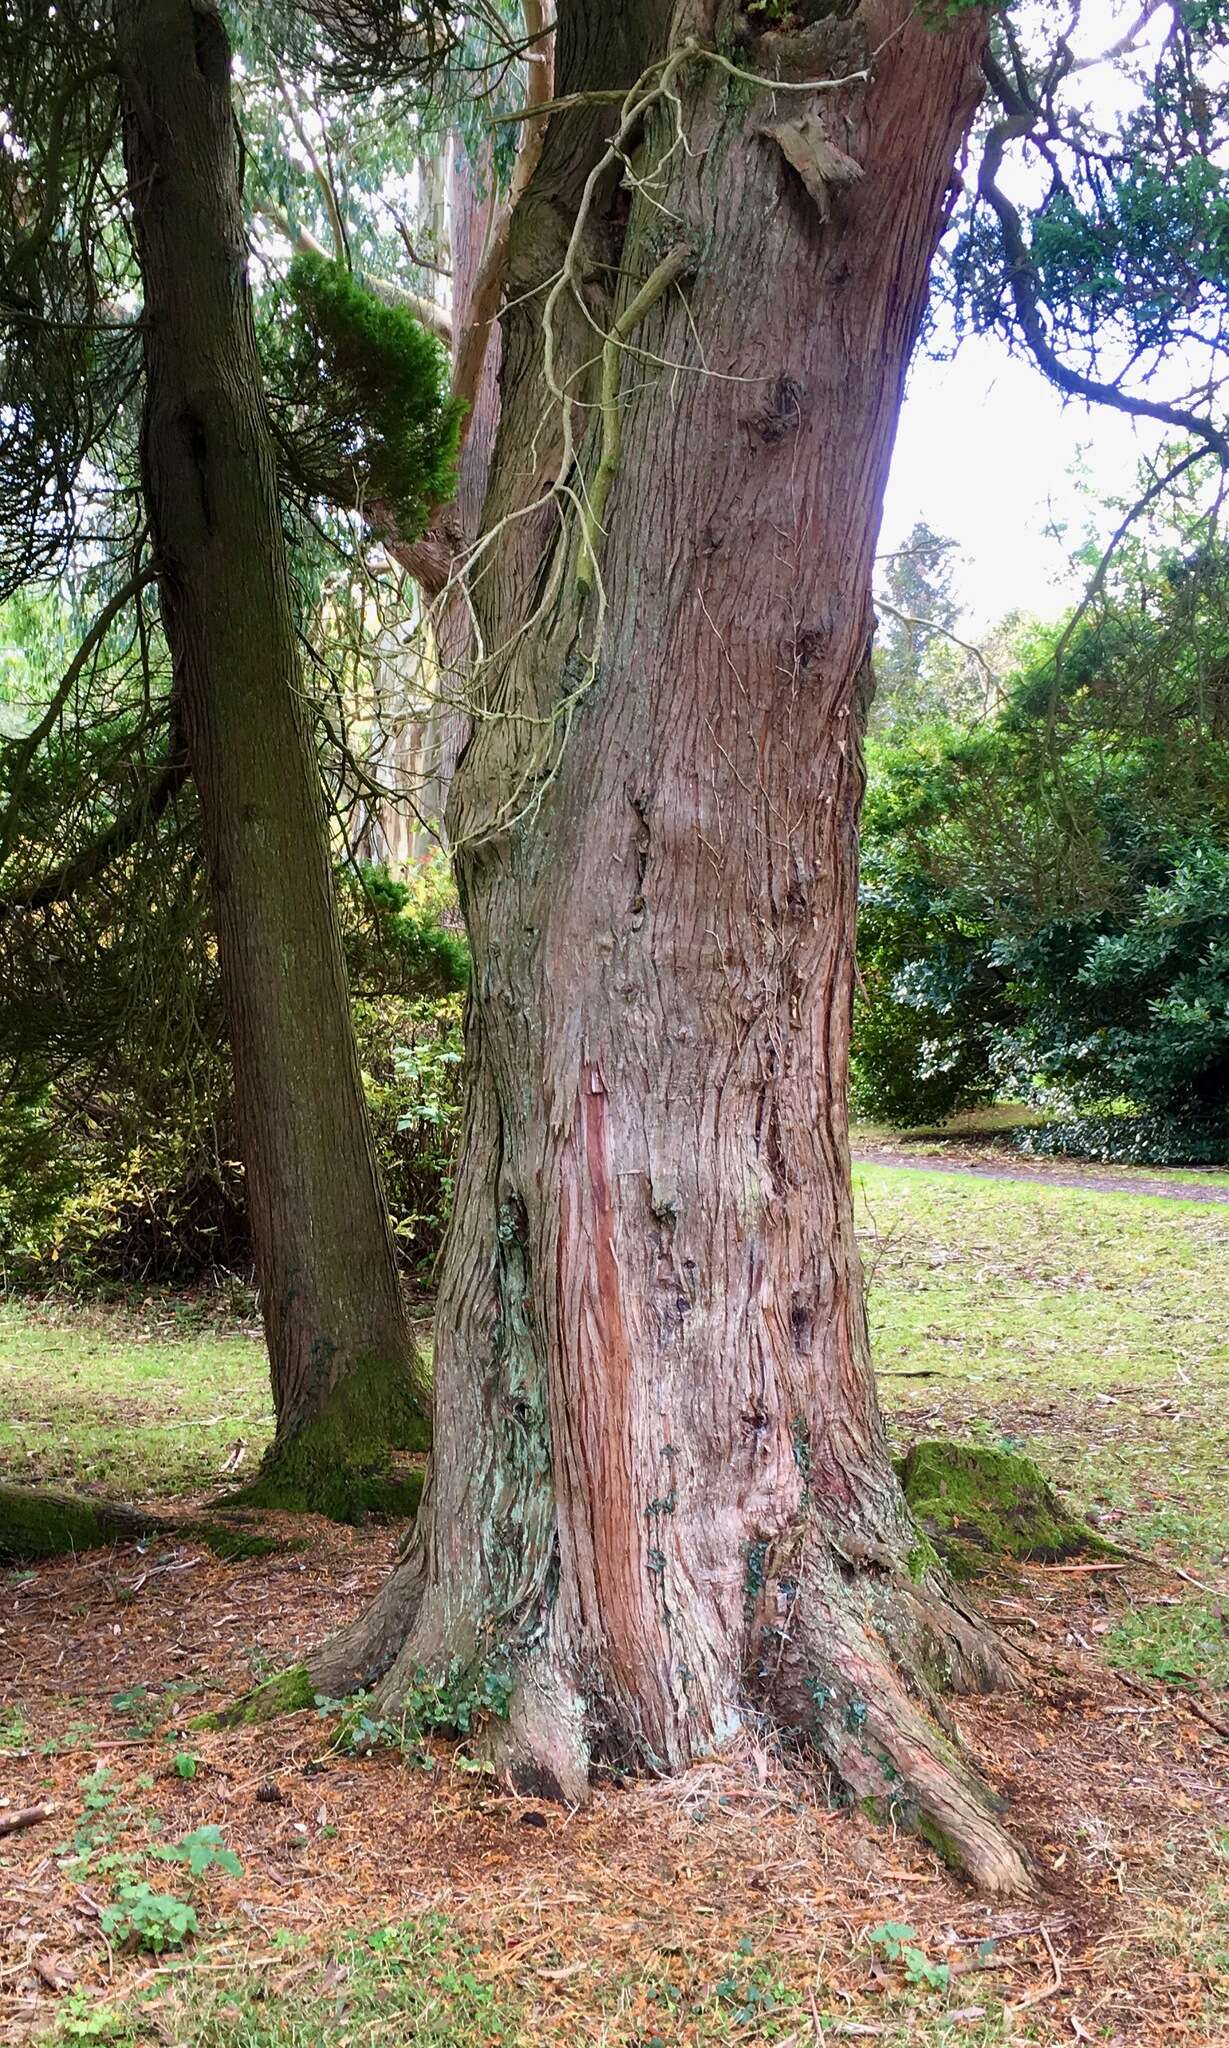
[[880, 339, 1161, 632], [879, 0, 1195, 633]]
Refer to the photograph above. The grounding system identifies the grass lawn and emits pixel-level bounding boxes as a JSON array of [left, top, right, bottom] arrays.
[[0, 1293, 274, 1498], [1, 1165, 1226, 2045], [859, 1163, 1229, 1581]]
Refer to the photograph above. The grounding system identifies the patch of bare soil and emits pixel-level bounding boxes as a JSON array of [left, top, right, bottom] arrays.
[[2, 1515, 1227, 2046]]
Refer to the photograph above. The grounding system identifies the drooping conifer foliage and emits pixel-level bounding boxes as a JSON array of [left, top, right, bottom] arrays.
[[274, 252, 463, 532]]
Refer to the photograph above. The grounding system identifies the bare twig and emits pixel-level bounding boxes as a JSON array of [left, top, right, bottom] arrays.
[[0, 1804, 56, 1839]]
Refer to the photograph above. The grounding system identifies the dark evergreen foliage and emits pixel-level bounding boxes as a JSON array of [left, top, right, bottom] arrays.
[[854, 538, 1229, 1157], [273, 253, 464, 535]]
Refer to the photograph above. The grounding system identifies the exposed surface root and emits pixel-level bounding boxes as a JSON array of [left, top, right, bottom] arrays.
[[0, 1481, 174, 1561], [0, 1480, 281, 1565], [764, 1552, 1040, 1896], [203, 1512, 1036, 1894], [198, 1528, 427, 1728], [479, 1655, 590, 1806], [899, 1438, 1118, 1582]]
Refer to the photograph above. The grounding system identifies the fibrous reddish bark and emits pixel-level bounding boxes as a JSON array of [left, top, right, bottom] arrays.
[[117, 0, 429, 1519], [298, 0, 1037, 1889]]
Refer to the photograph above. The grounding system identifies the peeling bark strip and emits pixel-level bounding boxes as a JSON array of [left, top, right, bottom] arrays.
[[299, 0, 1037, 1890], [116, 0, 428, 1516], [757, 112, 864, 221]]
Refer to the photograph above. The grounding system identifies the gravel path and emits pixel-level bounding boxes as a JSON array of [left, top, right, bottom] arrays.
[[851, 1146, 1229, 1205]]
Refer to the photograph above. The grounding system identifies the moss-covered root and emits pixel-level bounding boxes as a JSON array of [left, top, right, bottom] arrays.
[[899, 1438, 1118, 1582], [0, 1481, 173, 1561], [772, 1566, 1039, 1897], [229, 1349, 430, 1525], [191, 1663, 317, 1732], [193, 1540, 428, 1731], [0, 1480, 287, 1566]]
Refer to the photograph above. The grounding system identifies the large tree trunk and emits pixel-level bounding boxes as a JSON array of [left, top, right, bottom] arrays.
[[116, 0, 429, 1521], [300, 0, 1036, 1886]]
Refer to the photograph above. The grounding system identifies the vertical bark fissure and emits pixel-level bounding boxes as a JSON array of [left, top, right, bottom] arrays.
[[117, 0, 428, 1518]]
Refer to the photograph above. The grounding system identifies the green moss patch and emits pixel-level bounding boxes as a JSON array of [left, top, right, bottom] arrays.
[[0, 1480, 157, 1561], [0, 1481, 290, 1565], [229, 1348, 429, 1524], [899, 1438, 1116, 1581], [191, 1663, 316, 1732]]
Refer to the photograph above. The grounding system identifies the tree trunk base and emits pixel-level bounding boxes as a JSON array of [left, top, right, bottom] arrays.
[[229, 1349, 430, 1524], [212, 1519, 1038, 1895]]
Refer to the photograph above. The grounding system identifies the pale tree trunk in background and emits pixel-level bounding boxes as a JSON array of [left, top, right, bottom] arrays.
[[370, 2, 553, 855], [354, 137, 506, 864], [301, 0, 1037, 1888], [117, 0, 429, 1520], [410, 135, 507, 844]]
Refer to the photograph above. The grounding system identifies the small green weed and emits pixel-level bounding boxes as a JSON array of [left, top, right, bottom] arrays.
[[52, 1989, 133, 2042], [152, 1823, 243, 1879], [57, 1769, 242, 1960], [0, 1702, 29, 1751], [100, 1882, 198, 1954], [713, 1938, 804, 2030], [316, 1660, 513, 1765], [869, 1920, 952, 1992]]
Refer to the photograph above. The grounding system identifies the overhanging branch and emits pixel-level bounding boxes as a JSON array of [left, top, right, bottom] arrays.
[[977, 54, 1229, 467], [0, 750, 190, 919], [0, 563, 157, 864]]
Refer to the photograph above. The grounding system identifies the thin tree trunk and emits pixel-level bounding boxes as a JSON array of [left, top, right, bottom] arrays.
[[116, 0, 429, 1521], [295, 0, 1037, 1887]]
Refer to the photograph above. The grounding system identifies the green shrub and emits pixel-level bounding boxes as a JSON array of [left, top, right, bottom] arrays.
[[854, 545, 1229, 1137], [1013, 1112, 1229, 1167], [359, 989, 465, 1279], [1, 856, 469, 1286]]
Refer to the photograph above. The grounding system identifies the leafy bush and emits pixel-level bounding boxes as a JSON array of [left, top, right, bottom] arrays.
[[1013, 1114, 1229, 1167], [854, 542, 1229, 1145], [359, 989, 465, 1280], [1, 855, 469, 1285]]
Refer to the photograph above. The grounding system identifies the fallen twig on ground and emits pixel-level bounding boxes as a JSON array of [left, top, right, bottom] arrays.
[[0, 1805, 56, 1839]]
